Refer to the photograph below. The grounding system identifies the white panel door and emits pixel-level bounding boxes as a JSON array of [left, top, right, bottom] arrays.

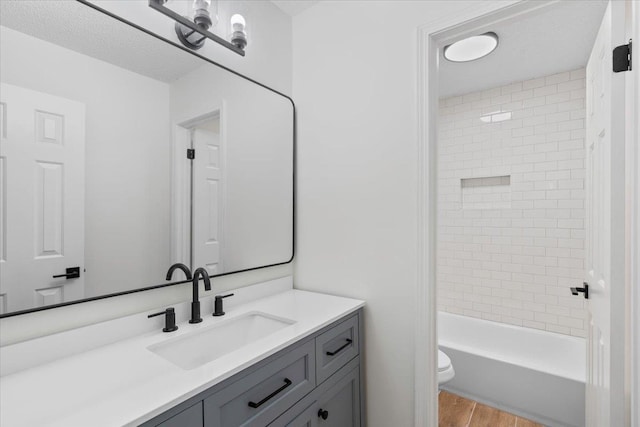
[[0, 83, 85, 313], [192, 127, 224, 275], [584, 2, 627, 426]]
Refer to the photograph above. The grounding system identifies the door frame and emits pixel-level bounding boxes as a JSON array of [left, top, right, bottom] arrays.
[[171, 103, 227, 268], [414, 1, 637, 425], [628, 1, 640, 425]]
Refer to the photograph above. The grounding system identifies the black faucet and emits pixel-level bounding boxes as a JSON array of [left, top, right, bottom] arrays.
[[166, 263, 192, 281], [190, 268, 211, 323]]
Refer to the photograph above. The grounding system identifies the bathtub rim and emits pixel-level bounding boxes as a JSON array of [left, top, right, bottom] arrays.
[[438, 311, 586, 383]]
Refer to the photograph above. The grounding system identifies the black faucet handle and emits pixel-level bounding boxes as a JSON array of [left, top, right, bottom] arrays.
[[213, 293, 234, 316], [148, 307, 179, 332]]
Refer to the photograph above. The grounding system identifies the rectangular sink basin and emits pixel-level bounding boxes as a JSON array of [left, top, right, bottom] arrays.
[[147, 312, 296, 370]]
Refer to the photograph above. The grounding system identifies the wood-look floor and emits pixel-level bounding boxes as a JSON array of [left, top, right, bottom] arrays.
[[439, 391, 545, 427]]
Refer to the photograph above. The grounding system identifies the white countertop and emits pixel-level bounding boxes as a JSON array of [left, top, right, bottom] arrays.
[[0, 284, 364, 427]]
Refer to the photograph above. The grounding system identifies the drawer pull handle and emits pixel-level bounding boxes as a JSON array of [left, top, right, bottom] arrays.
[[318, 408, 329, 420], [248, 378, 292, 409], [326, 338, 353, 356]]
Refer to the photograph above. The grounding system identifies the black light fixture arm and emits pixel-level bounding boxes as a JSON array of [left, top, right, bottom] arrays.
[[148, 0, 245, 56]]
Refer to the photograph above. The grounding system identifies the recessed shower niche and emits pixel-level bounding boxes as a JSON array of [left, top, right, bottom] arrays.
[[461, 175, 512, 210]]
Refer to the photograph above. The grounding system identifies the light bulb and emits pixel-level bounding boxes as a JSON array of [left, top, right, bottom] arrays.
[[193, 0, 210, 8], [229, 14, 247, 50], [230, 14, 246, 30], [192, 0, 217, 30]]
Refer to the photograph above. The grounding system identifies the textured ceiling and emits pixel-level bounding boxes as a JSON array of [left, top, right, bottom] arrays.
[[270, 0, 320, 17], [0, 0, 204, 83], [439, 0, 608, 98]]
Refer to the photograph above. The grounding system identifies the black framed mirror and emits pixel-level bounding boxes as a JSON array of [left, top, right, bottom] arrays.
[[0, 0, 294, 318]]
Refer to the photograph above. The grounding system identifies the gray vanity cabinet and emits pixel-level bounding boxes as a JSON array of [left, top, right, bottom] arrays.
[[141, 310, 363, 427], [277, 403, 319, 427], [156, 402, 203, 427]]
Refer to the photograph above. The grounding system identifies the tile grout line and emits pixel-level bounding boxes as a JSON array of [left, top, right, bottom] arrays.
[[465, 402, 477, 427]]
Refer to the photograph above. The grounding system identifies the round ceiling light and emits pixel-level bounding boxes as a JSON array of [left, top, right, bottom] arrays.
[[443, 32, 499, 62]]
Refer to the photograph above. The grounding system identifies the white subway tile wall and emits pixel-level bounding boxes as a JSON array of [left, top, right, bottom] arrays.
[[437, 68, 586, 338]]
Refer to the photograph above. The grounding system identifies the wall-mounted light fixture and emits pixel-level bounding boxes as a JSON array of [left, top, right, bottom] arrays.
[[149, 0, 247, 56]]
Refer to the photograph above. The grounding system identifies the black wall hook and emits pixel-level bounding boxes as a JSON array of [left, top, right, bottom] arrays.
[[570, 282, 589, 299]]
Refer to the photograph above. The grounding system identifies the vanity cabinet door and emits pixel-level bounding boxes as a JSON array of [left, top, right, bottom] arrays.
[[276, 402, 320, 427], [315, 367, 360, 427], [155, 401, 203, 427]]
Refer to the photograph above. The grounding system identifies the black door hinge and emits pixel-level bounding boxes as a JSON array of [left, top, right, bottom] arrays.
[[187, 148, 195, 159], [613, 39, 632, 73]]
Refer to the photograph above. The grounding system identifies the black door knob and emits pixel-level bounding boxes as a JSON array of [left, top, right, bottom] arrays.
[[318, 408, 329, 420], [52, 266, 81, 279]]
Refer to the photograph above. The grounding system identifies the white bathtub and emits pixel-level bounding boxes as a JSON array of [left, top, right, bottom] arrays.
[[438, 312, 586, 427]]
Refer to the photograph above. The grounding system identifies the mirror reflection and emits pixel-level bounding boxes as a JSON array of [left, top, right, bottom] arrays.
[[0, 1, 294, 315]]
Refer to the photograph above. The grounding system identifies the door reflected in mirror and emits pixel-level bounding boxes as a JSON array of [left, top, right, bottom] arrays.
[[0, 1, 293, 316]]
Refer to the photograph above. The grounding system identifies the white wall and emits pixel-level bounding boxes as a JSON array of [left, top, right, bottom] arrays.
[[0, 0, 293, 346], [0, 26, 173, 300], [291, 2, 513, 426], [437, 69, 587, 338]]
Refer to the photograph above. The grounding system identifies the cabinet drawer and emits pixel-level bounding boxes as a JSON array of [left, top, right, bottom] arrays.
[[204, 340, 316, 427], [315, 315, 359, 384]]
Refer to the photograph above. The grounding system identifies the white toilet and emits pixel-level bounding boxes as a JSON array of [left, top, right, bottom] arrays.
[[438, 349, 455, 388]]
